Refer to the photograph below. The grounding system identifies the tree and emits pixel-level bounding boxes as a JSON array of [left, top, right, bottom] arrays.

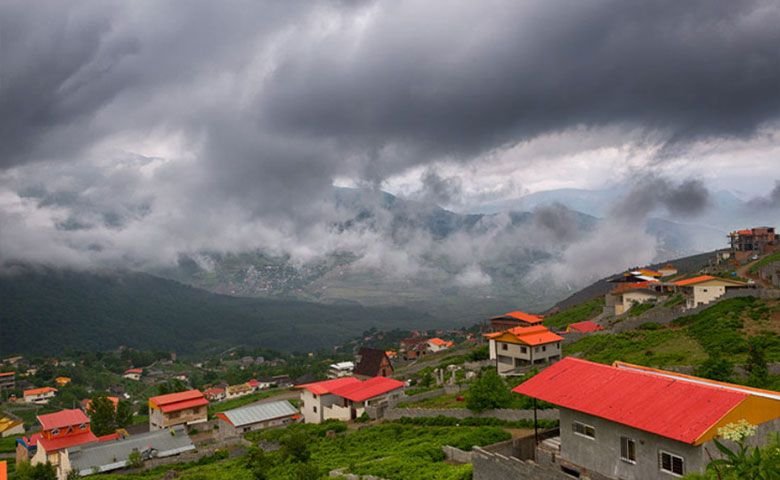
[[692, 421, 780, 480], [128, 450, 144, 469], [15, 462, 57, 480], [88, 396, 118, 436], [115, 400, 134, 429], [466, 369, 513, 412], [245, 445, 270, 480], [745, 337, 769, 388], [281, 431, 311, 463], [695, 357, 734, 383], [292, 463, 321, 480]]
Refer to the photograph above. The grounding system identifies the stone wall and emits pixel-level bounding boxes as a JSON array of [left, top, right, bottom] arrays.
[[442, 445, 473, 463], [383, 407, 559, 422], [472, 447, 569, 480]]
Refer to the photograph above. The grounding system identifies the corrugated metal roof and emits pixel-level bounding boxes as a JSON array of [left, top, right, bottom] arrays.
[[149, 389, 204, 406], [68, 425, 195, 475], [298, 376, 361, 395], [221, 400, 298, 427], [513, 358, 747, 444]]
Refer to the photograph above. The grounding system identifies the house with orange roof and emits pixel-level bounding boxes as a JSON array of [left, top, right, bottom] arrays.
[[658, 264, 678, 277], [605, 281, 663, 316], [729, 226, 778, 255], [427, 337, 455, 353], [489, 310, 543, 331], [297, 376, 405, 424], [23, 387, 57, 405], [81, 396, 120, 413], [203, 387, 226, 402], [24, 409, 99, 480], [673, 275, 750, 309], [54, 376, 71, 387], [148, 389, 208, 431], [502, 358, 780, 480], [485, 325, 563, 376]]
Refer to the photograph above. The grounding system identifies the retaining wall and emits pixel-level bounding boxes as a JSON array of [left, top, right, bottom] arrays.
[[384, 407, 559, 422]]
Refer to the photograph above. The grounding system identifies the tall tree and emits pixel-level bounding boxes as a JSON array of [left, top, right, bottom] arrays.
[[87, 396, 118, 436], [745, 337, 769, 388]]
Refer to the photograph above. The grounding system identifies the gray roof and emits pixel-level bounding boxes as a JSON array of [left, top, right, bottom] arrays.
[[221, 400, 298, 427], [68, 425, 195, 476]]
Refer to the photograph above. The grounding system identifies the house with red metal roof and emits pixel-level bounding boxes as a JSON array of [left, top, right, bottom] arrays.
[[508, 357, 780, 479], [489, 310, 544, 331], [566, 320, 604, 334], [297, 376, 405, 424], [148, 389, 208, 431], [203, 387, 226, 402], [485, 325, 563, 376], [673, 275, 749, 309], [21, 409, 99, 480], [605, 281, 663, 316], [23, 387, 57, 405]]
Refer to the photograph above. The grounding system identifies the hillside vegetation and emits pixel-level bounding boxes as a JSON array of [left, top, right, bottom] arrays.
[[0, 268, 438, 355], [566, 297, 780, 388]]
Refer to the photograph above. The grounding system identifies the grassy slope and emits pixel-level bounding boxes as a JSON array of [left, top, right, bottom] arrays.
[[544, 297, 604, 329], [98, 423, 509, 480], [566, 297, 780, 369]]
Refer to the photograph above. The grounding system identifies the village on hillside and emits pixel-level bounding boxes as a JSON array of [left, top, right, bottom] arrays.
[[1, 227, 779, 480]]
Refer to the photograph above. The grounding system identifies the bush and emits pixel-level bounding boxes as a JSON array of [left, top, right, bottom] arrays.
[[466, 370, 513, 412]]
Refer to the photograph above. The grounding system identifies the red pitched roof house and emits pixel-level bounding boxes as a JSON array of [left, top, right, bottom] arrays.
[[297, 376, 405, 424], [23, 387, 57, 405], [485, 325, 563, 376], [489, 310, 543, 331], [566, 320, 604, 334], [511, 358, 780, 479], [604, 281, 662, 315], [25, 409, 98, 479], [203, 387, 226, 402], [148, 390, 208, 431]]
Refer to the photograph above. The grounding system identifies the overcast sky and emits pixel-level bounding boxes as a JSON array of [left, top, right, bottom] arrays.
[[2, 0, 780, 273]]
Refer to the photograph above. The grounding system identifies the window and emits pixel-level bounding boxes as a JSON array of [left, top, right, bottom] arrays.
[[542, 345, 547, 352], [51, 428, 60, 436], [620, 437, 636, 463], [79, 423, 87, 430], [659, 451, 684, 476], [521, 346, 527, 353], [501, 343, 508, 351], [572, 421, 595, 439], [313, 406, 317, 413]]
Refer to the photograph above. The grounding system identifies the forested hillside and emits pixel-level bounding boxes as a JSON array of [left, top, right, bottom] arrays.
[[0, 267, 436, 356]]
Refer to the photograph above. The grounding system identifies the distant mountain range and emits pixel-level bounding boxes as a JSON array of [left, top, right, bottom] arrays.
[[0, 267, 441, 356], [150, 187, 743, 322]]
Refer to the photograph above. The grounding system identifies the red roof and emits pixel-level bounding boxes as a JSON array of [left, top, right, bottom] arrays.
[[611, 281, 655, 294], [567, 321, 604, 333], [24, 387, 57, 397], [297, 377, 361, 395], [38, 409, 89, 431], [38, 431, 98, 452], [512, 358, 746, 444], [428, 338, 453, 347], [330, 376, 405, 402], [0, 372, 14, 378], [203, 387, 225, 396], [674, 275, 717, 286], [124, 368, 143, 374], [149, 389, 208, 413], [737, 229, 753, 235], [97, 432, 121, 442], [499, 311, 543, 324]]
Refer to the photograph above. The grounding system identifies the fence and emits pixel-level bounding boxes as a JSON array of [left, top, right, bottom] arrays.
[[383, 407, 559, 422]]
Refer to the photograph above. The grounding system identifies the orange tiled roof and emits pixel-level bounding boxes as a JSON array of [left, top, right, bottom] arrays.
[[674, 275, 717, 286], [497, 311, 543, 324], [24, 387, 57, 397], [611, 281, 655, 294], [495, 325, 563, 346], [428, 338, 453, 347]]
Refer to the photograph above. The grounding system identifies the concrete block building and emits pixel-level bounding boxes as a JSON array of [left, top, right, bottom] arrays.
[[509, 358, 780, 480], [148, 390, 208, 431], [298, 376, 404, 424]]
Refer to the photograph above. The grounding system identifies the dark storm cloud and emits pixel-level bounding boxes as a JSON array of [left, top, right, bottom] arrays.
[[260, 0, 780, 175], [612, 177, 711, 221], [411, 170, 464, 207], [747, 180, 780, 209], [0, 0, 777, 276]]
